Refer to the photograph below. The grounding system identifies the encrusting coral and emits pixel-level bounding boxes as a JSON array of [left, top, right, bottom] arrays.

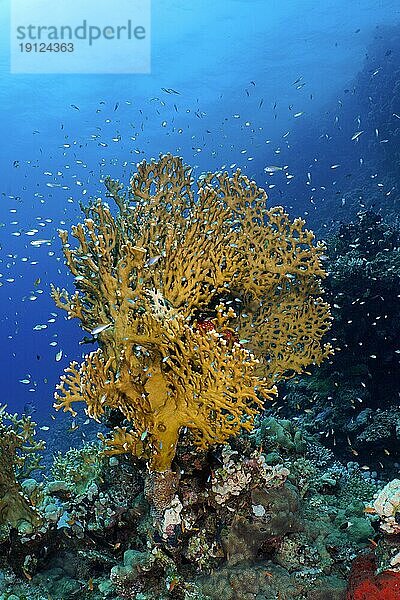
[[51, 154, 332, 472]]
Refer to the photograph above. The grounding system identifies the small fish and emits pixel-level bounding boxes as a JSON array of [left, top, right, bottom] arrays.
[[364, 506, 376, 514], [145, 255, 161, 267], [68, 422, 80, 433], [24, 401, 37, 415], [161, 87, 180, 95], [70, 104, 80, 110], [40, 426, 50, 431], [264, 166, 283, 173], [167, 578, 179, 591], [55, 350, 63, 362], [351, 130, 364, 141], [90, 323, 112, 335], [30, 239, 52, 246]]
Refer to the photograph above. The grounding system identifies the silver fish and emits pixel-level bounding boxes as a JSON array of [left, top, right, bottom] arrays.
[[351, 130, 364, 141], [145, 255, 161, 267], [90, 323, 112, 335], [264, 166, 283, 173]]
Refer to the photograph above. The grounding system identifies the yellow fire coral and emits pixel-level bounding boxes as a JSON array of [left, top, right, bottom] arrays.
[[52, 154, 332, 472]]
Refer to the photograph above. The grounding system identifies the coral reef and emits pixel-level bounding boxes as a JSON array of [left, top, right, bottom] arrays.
[[282, 211, 400, 474], [5, 160, 398, 599], [0, 412, 390, 600], [373, 479, 400, 535], [51, 154, 332, 472]]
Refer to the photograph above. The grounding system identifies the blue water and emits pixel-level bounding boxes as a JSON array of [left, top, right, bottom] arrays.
[[0, 0, 398, 421]]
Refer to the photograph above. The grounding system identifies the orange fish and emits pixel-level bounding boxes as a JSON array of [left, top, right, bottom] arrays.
[[364, 506, 376, 514], [168, 578, 178, 591]]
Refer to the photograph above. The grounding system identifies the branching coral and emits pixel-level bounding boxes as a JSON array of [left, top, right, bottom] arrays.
[[0, 405, 45, 533], [51, 442, 105, 496], [52, 154, 332, 472]]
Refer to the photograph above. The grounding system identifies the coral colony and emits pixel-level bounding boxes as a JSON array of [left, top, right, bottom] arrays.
[[52, 153, 332, 473], [0, 156, 399, 599]]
